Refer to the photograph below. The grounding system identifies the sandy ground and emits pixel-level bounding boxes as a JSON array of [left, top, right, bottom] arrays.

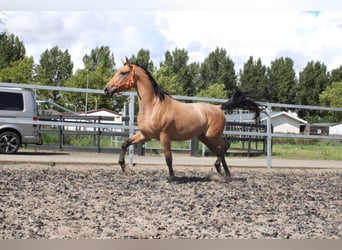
[[0, 161, 341, 239], [1, 150, 342, 169]]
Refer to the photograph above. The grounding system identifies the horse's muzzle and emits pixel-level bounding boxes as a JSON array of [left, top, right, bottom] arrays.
[[104, 85, 117, 96]]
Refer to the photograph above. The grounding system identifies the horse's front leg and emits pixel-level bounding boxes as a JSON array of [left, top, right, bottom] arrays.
[[160, 133, 174, 180], [119, 131, 147, 175]]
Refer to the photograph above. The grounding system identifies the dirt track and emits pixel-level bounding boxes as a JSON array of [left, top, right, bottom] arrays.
[[0, 163, 341, 239]]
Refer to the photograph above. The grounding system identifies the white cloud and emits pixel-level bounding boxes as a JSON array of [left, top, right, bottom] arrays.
[[156, 10, 342, 71], [1, 11, 169, 70], [3, 0, 342, 11], [1, 10, 342, 74]]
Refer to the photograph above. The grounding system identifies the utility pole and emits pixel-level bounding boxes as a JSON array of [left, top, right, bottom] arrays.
[[85, 68, 89, 114]]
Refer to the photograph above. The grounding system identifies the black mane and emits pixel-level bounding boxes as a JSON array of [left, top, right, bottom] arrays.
[[135, 63, 171, 101]]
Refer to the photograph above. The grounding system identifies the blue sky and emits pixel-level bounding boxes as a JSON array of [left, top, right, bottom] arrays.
[[1, 1, 342, 74]]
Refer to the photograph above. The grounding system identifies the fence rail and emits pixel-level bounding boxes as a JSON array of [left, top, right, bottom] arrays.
[[39, 114, 130, 153], [1, 82, 342, 168]]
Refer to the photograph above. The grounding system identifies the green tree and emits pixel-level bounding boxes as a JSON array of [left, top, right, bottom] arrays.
[[64, 47, 119, 113], [319, 81, 342, 122], [0, 32, 26, 70], [129, 48, 154, 72], [64, 67, 119, 112], [297, 61, 330, 120], [160, 48, 189, 95], [239, 56, 268, 100], [160, 48, 198, 96], [199, 47, 237, 96], [162, 48, 188, 73], [82, 46, 115, 73], [37, 46, 73, 103], [0, 56, 36, 83], [154, 65, 183, 95], [266, 57, 297, 104], [196, 83, 227, 99], [186, 62, 200, 96], [330, 65, 342, 84]]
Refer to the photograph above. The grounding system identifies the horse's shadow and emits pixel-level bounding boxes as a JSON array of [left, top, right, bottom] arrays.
[[16, 151, 69, 156], [168, 174, 247, 184]]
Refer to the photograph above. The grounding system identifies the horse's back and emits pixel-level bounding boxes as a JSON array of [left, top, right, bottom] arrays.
[[141, 98, 226, 140], [174, 101, 226, 138], [191, 102, 225, 121], [192, 102, 226, 134]]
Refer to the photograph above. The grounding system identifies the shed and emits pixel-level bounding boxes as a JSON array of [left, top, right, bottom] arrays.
[[304, 123, 340, 136], [63, 108, 123, 131], [329, 124, 342, 135], [82, 108, 122, 123], [261, 111, 307, 134]]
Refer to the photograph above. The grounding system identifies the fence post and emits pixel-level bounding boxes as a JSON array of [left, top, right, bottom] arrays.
[[128, 93, 135, 166], [266, 103, 272, 168], [97, 116, 101, 153], [190, 137, 199, 156], [59, 115, 63, 150]]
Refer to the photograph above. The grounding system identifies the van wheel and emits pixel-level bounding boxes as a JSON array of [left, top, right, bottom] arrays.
[[0, 131, 21, 154]]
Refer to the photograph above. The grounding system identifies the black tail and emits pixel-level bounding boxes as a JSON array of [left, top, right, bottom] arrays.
[[221, 90, 261, 120]]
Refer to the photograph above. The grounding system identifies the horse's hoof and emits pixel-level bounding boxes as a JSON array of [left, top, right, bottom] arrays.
[[209, 173, 225, 182], [167, 175, 175, 182], [122, 166, 130, 175], [224, 176, 233, 182]]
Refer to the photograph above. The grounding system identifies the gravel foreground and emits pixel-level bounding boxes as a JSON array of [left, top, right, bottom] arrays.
[[0, 164, 341, 239]]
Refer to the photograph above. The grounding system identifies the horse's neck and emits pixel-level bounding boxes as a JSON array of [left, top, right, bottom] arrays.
[[135, 79, 159, 114]]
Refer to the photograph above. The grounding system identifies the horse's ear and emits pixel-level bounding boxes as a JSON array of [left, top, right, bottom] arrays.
[[125, 56, 131, 66]]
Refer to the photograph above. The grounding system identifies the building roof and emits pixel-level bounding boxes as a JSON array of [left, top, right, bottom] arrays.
[[81, 108, 121, 116], [227, 110, 307, 124], [261, 111, 307, 124], [308, 123, 339, 127]]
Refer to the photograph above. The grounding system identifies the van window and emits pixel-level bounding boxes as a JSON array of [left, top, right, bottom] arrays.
[[0, 92, 24, 111]]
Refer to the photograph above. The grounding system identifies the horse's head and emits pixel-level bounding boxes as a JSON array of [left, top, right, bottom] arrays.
[[104, 57, 136, 96]]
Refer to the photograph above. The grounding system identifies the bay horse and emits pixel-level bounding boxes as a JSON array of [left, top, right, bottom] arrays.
[[104, 58, 261, 180]]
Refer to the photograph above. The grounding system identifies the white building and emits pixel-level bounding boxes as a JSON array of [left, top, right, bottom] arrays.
[[81, 108, 122, 123], [329, 124, 342, 135], [64, 108, 123, 131], [261, 111, 307, 134]]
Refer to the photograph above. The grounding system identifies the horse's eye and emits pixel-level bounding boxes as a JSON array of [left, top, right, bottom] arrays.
[[120, 71, 127, 75]]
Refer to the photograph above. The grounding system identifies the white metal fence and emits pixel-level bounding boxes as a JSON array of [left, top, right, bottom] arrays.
[[1, 82, 342, 168]]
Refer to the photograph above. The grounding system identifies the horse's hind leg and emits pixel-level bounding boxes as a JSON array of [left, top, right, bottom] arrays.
[[160, 133, 174, 180], [215, 139, 231, 177], [220, 138, 231, 177], [119, 131, 148, 175], [198, 134, 224, 175], [214, 158, 222, 174]]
